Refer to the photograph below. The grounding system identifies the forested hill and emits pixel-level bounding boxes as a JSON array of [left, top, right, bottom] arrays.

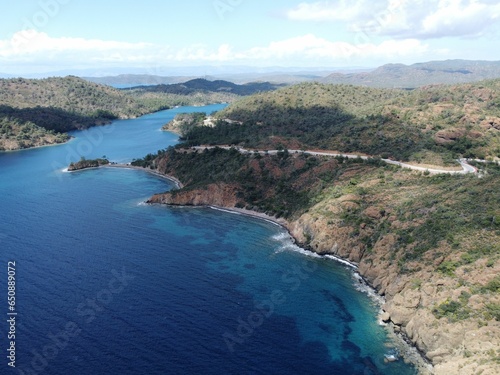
[[0, 76, 160, 150], [127, 78, 283, 96], [181, 80, 500, 164], [0, 76, 147, 118]]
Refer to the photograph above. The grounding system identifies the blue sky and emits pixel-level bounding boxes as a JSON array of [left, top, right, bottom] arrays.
[[1, 0, 499, 76]]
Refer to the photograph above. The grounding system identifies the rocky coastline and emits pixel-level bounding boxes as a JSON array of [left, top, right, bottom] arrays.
[[143, 170, 500, 375], [146, 182, 440, 374]]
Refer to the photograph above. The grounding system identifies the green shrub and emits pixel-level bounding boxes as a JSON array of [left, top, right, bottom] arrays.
[[433, 299, 470, 321], [481, 276, 500, 294]]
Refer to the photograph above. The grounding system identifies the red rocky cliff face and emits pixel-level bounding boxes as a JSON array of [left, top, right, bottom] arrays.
[[147, 183, 241, 207]]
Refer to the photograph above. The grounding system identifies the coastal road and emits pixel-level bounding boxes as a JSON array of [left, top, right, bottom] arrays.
[[192, 146, 478, 175]]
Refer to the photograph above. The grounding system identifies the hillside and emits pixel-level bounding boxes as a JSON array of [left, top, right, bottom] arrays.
[[0, 76, 165, 150], [322, 60, 500, 88], [0, 76, 146, 117], [129, 78, 283, 96], [177, 80, 500, 165], [125, 78, 283, 108]]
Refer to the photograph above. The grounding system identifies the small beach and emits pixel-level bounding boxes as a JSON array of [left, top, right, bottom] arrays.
[[104, 164, 184, 188]]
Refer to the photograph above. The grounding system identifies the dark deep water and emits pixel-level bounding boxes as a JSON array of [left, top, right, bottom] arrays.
[[0, 105, 417, 374]]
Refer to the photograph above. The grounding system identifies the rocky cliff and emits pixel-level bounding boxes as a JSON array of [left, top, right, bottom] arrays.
[[147, 183, 241, 207], [147, 177, 500, 375], [289, 202, 500, 375]]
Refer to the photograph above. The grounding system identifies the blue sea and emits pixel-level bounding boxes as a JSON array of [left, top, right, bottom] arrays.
[[0, 105, 418, 375]]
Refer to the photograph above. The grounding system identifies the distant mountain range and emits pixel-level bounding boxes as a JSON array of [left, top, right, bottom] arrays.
[[81, 60, 500, 88], [321, 60, 500, 88], [85, 74, 196, 87], [83, 71, 345, 86]]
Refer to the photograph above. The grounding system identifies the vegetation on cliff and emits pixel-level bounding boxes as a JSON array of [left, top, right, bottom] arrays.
[[0, 76, 284, 151], [135, 147, 387, 218]]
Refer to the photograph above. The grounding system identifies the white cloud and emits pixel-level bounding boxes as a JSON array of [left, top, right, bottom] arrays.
[[0, 30, 151, 58], [418, 0, 500, 38], [0, 30, 431, 71], [286, 0, 500, 39], [241, 34, 429, 62]]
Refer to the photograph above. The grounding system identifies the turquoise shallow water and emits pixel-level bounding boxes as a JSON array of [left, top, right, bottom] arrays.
[[0, 106, 417, 374]]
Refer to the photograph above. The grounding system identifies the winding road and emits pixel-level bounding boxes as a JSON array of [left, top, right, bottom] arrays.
[[193, 146, 478, 175]]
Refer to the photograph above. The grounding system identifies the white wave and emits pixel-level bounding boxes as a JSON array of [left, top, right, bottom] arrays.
[[271, 232, 290, 242], [271, 232, 385, 307], [272, 230, 359, 267], [61, 168, 69, 173], [324, 254, 357, 269], [275, 243, 322, 258], [284, 245, 322, 258], [352, 272, 385, 305], [261, 219, 283, 228], [272, 232, 322, 258]]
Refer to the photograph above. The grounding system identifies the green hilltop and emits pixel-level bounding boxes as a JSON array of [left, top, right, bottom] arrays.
[[124, 78, 283, 108]]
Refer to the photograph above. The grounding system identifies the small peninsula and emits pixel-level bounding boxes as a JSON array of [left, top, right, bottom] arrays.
[[68, 158, 110, 171]]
